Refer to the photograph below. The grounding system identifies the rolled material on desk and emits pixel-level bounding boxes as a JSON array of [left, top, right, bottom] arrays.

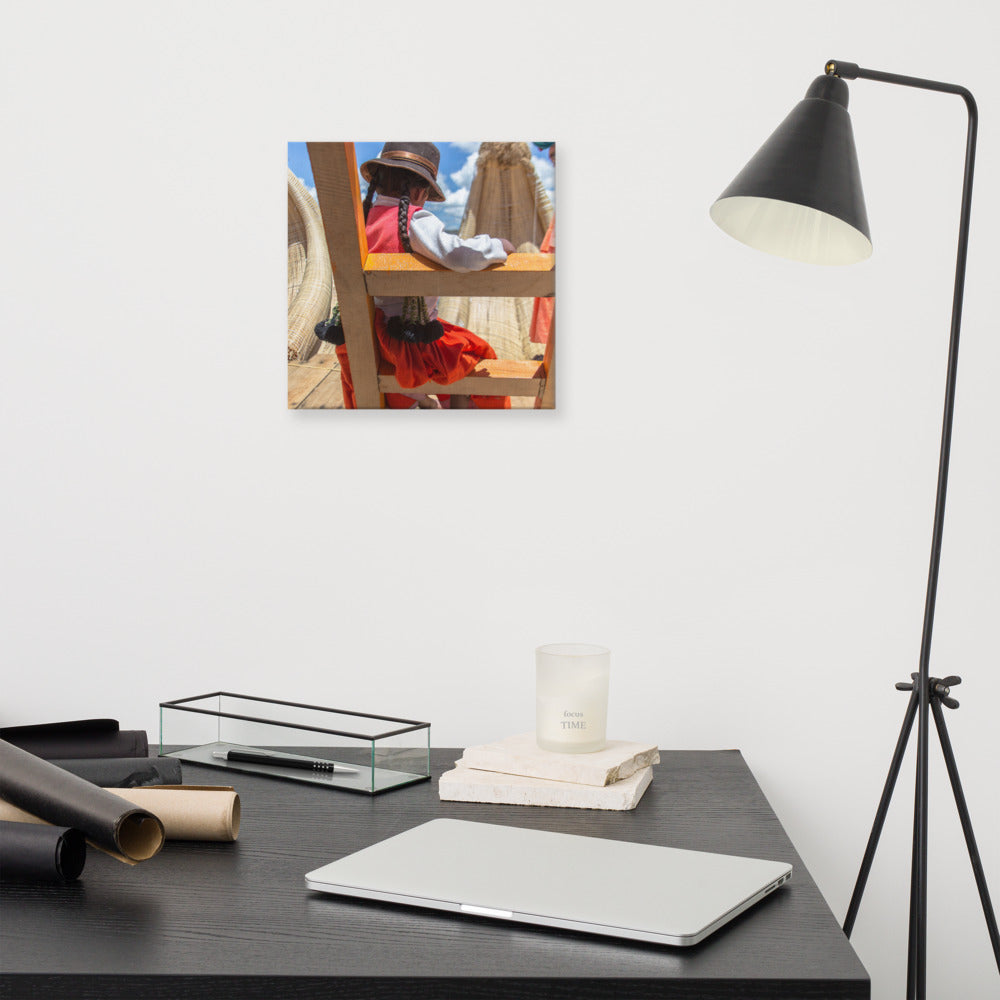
[[0, 740, 164, 864], [49, 756, 183, 788], [0, 787, 240, 843], [0, 720, 148, 759], [0, 821, 86, 882], [106, 786, 241, 841]]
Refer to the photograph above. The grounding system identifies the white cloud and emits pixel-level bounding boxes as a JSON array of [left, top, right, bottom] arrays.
[[449, 151, 479, 190], [425, 148, 480, 231], [433, 185, 470, 231], [531, 153, 555, 210]]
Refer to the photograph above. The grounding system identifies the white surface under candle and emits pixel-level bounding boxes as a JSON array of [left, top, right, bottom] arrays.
[[461, 733, 660, 786], [439, 762, 652, 810]]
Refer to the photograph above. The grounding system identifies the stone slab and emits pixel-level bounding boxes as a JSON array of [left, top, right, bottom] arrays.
[[459, 732, 660, 787], [438, 762, 653, 810]]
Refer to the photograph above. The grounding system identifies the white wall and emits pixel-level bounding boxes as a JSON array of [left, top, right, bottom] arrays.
[[3, 2, 998, 997]]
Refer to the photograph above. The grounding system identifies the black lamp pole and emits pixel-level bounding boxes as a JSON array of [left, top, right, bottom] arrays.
[[823, 62, 997, 1000], [712, 61, 998, 1000]]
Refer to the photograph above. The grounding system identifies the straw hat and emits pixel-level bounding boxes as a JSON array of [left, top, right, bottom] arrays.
[[360, 142, 446, 202]]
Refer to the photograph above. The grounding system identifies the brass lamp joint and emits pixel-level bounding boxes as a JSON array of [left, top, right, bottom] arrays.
[[825, 59, 860, 80]]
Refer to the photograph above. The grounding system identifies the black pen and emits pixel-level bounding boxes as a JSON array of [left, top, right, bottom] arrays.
[[212, 749, 358, 774]]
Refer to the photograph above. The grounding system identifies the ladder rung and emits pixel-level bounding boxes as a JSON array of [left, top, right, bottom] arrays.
[[364, 253, 554, 298], [378, 359, 545, 398]]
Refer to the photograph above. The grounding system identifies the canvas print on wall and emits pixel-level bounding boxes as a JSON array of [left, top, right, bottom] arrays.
[[287, 142, 555, 410]]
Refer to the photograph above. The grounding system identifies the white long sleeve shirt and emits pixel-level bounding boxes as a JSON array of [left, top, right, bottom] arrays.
[[371, 194, 508, 320]]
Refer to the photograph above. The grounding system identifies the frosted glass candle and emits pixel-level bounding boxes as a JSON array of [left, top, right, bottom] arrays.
[[535, 643, 610, 754]]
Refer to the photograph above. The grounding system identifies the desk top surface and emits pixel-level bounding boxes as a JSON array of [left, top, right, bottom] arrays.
[[1, 748, 868, 1000]]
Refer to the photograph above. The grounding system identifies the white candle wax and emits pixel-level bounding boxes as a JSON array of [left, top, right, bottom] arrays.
[[535, 644, 610, 754]]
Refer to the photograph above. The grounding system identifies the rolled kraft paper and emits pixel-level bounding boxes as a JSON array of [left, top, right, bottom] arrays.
[[0, 720, 148, 759], [49, 756, 183, 788], [0, 739, 164, 864], [106, 787, 241, 841], [0, 821, 86, 882], [0, 787, 241, 842]]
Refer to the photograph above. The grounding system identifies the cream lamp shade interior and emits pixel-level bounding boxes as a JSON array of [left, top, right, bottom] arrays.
[[710, 74, 872, 266]]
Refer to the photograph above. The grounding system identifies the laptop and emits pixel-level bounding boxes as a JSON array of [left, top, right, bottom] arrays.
[[304, 818, 792, 946]]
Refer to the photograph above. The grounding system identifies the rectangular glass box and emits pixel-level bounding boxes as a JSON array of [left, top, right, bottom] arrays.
[[159, 692, 431, 795]]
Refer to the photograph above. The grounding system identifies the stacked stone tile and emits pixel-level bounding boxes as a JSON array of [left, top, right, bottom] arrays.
[[439, 733, 659, 811]]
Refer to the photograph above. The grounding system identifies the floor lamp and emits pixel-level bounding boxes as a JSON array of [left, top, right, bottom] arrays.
[[709, 60, 999, 1000]]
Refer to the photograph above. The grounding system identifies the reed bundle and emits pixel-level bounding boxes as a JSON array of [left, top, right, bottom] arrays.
[[440, 143, 553, 364], [441, 293, 540, 363], [287, 170, 333, 361], [458, 142, 553, 248]]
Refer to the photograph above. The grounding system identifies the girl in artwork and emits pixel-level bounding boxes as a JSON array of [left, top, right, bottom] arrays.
[[335, 142, 514, 409]]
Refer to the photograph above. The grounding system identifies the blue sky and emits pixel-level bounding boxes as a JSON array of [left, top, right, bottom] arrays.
[[288, 142, 555, 233]]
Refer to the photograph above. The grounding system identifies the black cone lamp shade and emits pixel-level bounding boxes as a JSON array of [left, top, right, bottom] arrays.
[[711, 75, 872, 265]]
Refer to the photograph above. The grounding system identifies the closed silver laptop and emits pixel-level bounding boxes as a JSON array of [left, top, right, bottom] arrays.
[[305, 818, 792, 946]]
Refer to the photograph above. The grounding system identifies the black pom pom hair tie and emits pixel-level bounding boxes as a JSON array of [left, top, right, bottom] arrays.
[[314, 305, 345, 345], [315, 300, 444, 346], [385, 315, 445, 344]]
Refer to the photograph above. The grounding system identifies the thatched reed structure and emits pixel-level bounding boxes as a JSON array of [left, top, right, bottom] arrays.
[[287, 169, 333, 361], [438, 143, 553, 363], [456, 142, 553, 247]]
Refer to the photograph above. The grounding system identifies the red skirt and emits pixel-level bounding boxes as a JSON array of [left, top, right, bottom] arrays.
[[336, 312, 510, 409]]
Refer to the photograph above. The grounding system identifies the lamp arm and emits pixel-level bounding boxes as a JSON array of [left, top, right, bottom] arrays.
[[827, 59, 979, 1000], [826, 60, 975, 106]]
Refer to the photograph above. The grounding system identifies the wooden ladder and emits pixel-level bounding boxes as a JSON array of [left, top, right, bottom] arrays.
[[307, 142, 555, 409]]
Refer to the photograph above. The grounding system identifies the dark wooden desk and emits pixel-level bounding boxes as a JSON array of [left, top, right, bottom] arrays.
[[0, 749, 868, 999]]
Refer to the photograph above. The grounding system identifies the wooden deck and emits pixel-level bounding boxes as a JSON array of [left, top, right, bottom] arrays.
[[287, 353, 345, 409]]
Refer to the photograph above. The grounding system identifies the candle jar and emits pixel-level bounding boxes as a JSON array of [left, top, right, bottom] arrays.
[[535, 643, 610, 754]]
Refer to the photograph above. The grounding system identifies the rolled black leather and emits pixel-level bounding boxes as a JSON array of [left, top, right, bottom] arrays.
[[49, 756, 183, 788], [0, 739, 164, 864], [0, 821, 86, 881], [0, 720, 148, 759]]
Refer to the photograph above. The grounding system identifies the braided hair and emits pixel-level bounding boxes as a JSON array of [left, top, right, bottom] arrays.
[[362, 166, 442, 343], [397, 195, 413, 252], [363, 165, 429, 227]]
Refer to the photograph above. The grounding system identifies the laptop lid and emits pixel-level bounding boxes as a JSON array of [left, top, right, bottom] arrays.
[[305, 818, 792, 946]]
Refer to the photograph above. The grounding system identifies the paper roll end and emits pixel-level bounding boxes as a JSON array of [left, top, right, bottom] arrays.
[[116, 812, 165, 861], [229, 795, 241, 840], [55, 828, 87, 880]]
